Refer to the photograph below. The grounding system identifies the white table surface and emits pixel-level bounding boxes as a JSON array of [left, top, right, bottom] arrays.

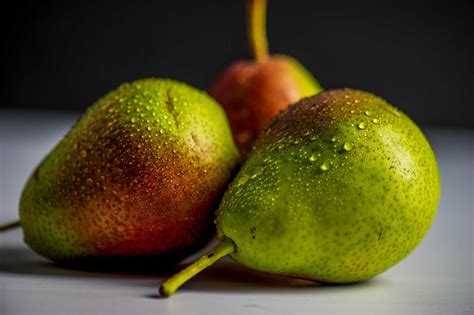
[[0, 110, 473, 315]]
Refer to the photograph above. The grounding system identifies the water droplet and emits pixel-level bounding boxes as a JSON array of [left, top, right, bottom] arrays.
[[365, 111, 371, 116], [131, 117, 136, 123], [237, 174, 250, 187], [331, 136, 337, 142], [350, 110, 355, 114], [80, 150, 87, 158], [372, 118, 379, 124], [309, 153, 318, 162], [320, 161, 330, 171], [159, 129, 164, 134], [147, 126, 152, 131], [343, 142, 353, 151], [250, 167, 263, 179], [358, 122, 367, 129]]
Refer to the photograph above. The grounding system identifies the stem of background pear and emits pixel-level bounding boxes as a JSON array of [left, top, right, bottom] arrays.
[[159, 237, 236, 297], [0, 219, 21, 232], [248, 0, 269, 62]]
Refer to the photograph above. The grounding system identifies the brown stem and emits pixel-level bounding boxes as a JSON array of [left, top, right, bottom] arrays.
[[0, 219, 21, 232]]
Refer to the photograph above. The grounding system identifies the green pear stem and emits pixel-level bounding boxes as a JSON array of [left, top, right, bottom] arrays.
[[247, 0, 269, 62], [0, 219, 21, 232], [159, 237, 236, 297]]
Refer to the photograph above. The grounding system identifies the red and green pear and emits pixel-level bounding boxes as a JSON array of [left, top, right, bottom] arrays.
[[19, 78, 239, 265], [209, 0, 322, 156]]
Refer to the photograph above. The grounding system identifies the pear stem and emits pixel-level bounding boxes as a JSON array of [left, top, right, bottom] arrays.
[[247, 0, 269, 62], [0, 219, 21, 232], [159, 237, 236, 297]]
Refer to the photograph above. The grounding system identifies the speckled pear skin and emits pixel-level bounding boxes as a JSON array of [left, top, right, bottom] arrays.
[[20, 78, 239, 263], [217, 89, 440, 283], [209, 55, 322, 156]]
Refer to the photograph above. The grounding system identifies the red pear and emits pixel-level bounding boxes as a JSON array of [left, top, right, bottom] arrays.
[[209, 0, 322, 156]]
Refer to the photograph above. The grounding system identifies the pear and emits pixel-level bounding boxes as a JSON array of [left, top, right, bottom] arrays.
[[19, 78, 239, 265], [160, 88, 440, 296], [209, 0, 322, 156]]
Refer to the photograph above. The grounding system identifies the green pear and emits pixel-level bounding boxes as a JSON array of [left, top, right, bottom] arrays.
[[160, 88, 440, 295], [19, 78, 239, 265]]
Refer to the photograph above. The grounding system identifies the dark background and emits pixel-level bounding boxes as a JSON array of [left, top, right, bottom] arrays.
[[1, 0, 473, 127]]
